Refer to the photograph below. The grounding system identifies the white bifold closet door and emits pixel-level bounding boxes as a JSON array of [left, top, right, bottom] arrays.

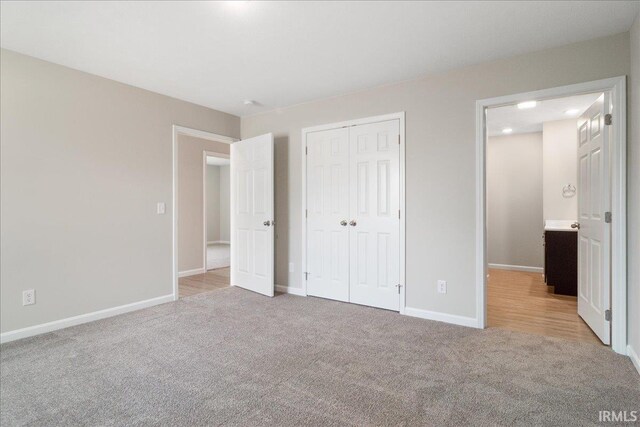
[[348, 121, 400, 311], [306, 128, 350, 301], [306, 119, 400, 311]]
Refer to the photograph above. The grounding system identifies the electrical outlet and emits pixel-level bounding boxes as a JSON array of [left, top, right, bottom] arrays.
[[289, 262, 294, 273], [437, 280, 447, 294], [157, 202, 166, 215], [23, 289, 35, 306]]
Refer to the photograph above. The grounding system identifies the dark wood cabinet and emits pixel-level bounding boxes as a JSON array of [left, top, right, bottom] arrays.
[[544, 230, 578, 296]]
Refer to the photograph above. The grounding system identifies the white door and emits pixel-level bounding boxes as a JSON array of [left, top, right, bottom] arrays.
[[349, 120, 400, 311], [230, 133, 274, 297], [306, 128, 350, 301], [577, 94, 611, 344]]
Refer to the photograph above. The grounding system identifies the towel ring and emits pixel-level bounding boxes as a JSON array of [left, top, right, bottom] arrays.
[[562, 184, 576, 198]]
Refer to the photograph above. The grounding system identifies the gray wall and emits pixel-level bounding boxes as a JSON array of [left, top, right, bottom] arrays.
[[0, 49, 240, 333], [487, 133, 543, 268], [628, 14, 640, 363], [219, 166, 230, 242], [241, 32, 630, 319], [206, 165, 221, 243], [543, 119, 578, 221], [178, 136, 230, 273]]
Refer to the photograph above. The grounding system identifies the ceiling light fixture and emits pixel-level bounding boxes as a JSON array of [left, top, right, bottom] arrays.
[[502, 128, 513, 134], [243, 100, 256, 106], [517, 101, 537, 109], [565, 108, 580, 115]]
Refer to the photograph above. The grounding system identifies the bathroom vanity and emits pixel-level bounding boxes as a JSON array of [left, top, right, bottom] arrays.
[[544, 220, 578, 296]]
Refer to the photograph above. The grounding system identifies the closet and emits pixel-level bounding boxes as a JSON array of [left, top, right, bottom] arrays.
[[304, 117, 401, 311]]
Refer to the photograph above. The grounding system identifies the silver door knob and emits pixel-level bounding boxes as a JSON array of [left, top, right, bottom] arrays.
[[571, 222, 580, 229], [349, 220, 357, 226], [263, 220, 271, 226], [340, 220, 348, 226]]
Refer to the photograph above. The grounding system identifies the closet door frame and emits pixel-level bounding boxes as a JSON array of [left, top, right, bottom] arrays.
[[301, 112, 406, 314]]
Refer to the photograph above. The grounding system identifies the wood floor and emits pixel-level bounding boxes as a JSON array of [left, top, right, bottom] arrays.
[[179, 267, 230, 298], [487, 268, 602, 345]]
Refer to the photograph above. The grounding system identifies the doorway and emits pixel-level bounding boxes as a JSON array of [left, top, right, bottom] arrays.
[[476, 77, 627, 354], [173, 126, 236, 299]]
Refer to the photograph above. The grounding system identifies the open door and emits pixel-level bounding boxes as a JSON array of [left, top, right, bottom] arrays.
[[576, 93, 611, 344], [230, 133, 274, 297]]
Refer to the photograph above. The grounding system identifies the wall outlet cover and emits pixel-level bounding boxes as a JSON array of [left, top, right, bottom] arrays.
[[23, 289, 35, 306], [437, 280, 447, 294]]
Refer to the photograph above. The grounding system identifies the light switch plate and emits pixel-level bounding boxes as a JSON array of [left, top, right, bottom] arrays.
[[157, 202, 166, 215]]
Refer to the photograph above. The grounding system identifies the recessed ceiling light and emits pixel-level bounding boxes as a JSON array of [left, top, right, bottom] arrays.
[[502, 128, 513, 134], [565, 109, 580, 115], [517, 101, 537, 109], [243, 100, 256, 106]]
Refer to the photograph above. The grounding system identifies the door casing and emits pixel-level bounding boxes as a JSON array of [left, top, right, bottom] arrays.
[[301, 112, 407, 314], [475, 76, 627, 354]]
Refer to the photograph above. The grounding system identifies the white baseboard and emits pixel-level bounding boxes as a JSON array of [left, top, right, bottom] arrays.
[[404, 306, 479, 328], [0, 294, 174, 344], [207, 240, 230, 245], [207, 259, 230, 270], [628, 345, 640, 376], [488, 263, 543, 274], [178, 268, 206, 277], [275, 285, 306, 297]]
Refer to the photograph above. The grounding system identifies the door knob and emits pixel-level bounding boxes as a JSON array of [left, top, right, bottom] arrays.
[[340, 220, 348, 226], [571, 222, 580, 229], [349, 220, 357, 226], [263, 220, 271, 226]]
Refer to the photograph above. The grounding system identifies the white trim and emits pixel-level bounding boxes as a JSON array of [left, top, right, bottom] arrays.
[[206, 260, 230, 270], [404, 307, 479, 328], [300, 112, 406, 311], [208, 240, 230, 245], [172, 125, 238, 301], [178, 268, 206, 278], [275, 285, 307, 296], [0, 294, 173, 344], [628, 345, 640, 376], [488, 263, 544, 274], [475, 76, 627, 354]]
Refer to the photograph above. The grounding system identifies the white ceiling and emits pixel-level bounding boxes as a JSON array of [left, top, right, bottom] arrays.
[[206, 156, 230, 166], [487, 93, 603, 136], [1, 1, 638, 117]]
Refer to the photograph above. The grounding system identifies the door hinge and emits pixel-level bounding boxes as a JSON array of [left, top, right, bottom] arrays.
[[604, 114, 612, 126], [398, 210, 401, 219], [396, 284, 402, 294], [605, 211, 612, 223], [305, 146, 308, 155], [397, 135, 400, 145], [304, 272, 310, 280], [305, 209, 308, 219], [605, 309, 611, 322]]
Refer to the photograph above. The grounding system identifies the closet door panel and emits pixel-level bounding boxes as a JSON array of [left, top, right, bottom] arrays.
[[348, 120, 400, 311], [306, 128, 350, 302]]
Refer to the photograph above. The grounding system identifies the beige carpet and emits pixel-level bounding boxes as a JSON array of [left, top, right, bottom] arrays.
[[1, 287, 638, 426]]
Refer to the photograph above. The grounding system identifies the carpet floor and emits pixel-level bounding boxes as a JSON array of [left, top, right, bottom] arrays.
[[1, 287, 638, 426]]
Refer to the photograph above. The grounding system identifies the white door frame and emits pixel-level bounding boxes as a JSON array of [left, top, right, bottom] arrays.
[[301, 112, 406, 313], [172, 125, 237, 300], [202, 150, 231, 272], [475, 76, 627, 354]]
